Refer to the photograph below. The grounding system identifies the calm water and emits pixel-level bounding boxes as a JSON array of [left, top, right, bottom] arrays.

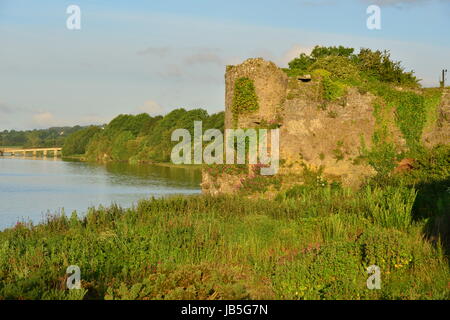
[[0, 157, 201, 230]]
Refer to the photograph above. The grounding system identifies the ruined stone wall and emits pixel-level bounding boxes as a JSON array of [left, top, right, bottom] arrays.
[[222, 58, 386, 186], [280, 85, 378, 185], [204, 58, 448, 194], [225, 58, 288, 129]]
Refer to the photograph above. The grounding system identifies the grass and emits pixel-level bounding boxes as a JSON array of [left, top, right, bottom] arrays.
[[0, 173, 448, 300]]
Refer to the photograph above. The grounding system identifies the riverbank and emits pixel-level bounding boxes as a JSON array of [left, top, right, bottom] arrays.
[[0, 158, 201, 230], [3, 151, 201, 171], [0, 189, 448, 300], [62, 154, 203, 170]]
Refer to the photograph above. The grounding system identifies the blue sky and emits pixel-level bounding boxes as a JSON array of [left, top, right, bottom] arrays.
[[0, 0, 449, 130]]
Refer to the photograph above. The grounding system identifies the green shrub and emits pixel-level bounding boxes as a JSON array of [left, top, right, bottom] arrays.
[[286, 46, 418, 87], [358, 228, 414, 272], [309, 56, 359, 81], [357, 48, 419, 86]]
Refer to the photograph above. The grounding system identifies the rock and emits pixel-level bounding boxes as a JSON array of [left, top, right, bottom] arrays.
[[394, 158, 415, 174]]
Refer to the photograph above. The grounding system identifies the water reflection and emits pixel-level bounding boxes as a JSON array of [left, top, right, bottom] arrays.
[[0, 157, 201, 230]]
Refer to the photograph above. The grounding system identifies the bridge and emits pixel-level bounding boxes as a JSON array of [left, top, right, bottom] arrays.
[[0, 147, 62, 157]]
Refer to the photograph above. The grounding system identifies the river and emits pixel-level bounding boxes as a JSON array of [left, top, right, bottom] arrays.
[[0, 157, 201, 230]]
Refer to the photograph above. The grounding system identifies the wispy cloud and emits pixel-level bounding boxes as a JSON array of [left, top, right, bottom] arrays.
[[29, 111, 110, 129], [158, 64, 184, 78], [184, 52, 225, 66], [78, 114, 111, 126], [137, 46, 171, 58], [136, 100, 165, 116], [31, 111, 60, 127], [0, 102, 12, 114], [360, 0, 431, 6], [299, 0, 338, 6], [278, 45, 313, 67]]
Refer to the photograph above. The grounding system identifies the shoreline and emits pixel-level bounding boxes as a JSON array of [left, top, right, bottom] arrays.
[[2, 154, 203, 170]]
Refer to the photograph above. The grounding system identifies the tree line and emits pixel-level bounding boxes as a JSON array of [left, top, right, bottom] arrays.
[[0, 126, 88, 148], [62, 108, 224, 163]]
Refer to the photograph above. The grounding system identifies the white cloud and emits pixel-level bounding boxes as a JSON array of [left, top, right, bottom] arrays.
[[136, 100, 165, 116], [31, 112, 61, 127], [278, 45, 313, 67]]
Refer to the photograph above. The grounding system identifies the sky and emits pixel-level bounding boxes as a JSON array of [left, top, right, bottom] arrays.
[[0, 0, 449, 130]]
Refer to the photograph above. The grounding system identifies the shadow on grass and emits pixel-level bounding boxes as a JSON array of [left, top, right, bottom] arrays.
[[412, 177, 450, 266]]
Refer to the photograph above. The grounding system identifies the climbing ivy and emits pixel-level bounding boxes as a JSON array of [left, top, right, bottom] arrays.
[[310, 69, 347, 102], [372, 87, 441, 152], [232, 77, 259, 121], [394, 91, 425, 150], [322, 77, 347, 102]]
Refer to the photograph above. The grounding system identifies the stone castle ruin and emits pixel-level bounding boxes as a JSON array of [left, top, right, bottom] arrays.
[[202, 58, 449, 194]]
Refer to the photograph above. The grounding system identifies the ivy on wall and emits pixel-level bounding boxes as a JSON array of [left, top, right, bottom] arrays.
[[360, 87, 443, 176], [368, 85, 442, 152], [232, 77, 259, 121]]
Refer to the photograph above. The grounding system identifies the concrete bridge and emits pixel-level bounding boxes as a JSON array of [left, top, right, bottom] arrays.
[[0, 147, 62, 157]]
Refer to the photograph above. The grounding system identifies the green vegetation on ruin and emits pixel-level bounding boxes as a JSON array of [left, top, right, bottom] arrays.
[[231, 77, 260, 123], [284, 45, 444, 175]]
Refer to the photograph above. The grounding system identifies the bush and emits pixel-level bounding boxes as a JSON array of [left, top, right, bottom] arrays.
[[286, 45, 418, 87], [357, 48, 419, 86], [309, 56, 359, 81]]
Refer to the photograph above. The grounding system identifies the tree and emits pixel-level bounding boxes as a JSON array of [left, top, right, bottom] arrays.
[[357, 48, 418, 86], [62, 126, 101, 156]]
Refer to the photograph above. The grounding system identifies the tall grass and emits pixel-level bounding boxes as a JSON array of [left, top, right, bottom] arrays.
[[363, 186, 417, 230], [0, 185, 448, 300]]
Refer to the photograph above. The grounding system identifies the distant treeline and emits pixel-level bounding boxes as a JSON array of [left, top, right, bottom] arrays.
[[0, 126, 88, 148], [62, 108, 224, 163]]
